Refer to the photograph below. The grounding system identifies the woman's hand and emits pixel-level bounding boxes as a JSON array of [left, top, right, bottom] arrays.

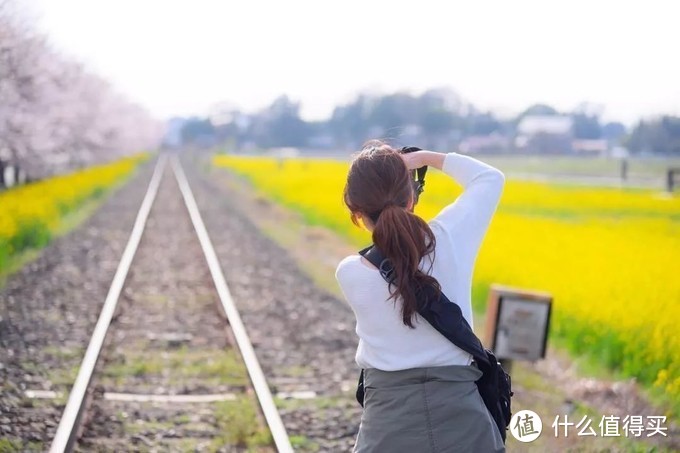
[[401, 150, 445, 171], [400, 151, 425, 170]]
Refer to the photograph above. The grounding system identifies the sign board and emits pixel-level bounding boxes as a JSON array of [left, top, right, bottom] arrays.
[[485, 284, 552, 362]]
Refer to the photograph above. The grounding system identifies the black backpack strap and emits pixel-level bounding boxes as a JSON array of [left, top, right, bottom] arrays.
[[359, 245, 396, 284], [417, 283, 490, 368]]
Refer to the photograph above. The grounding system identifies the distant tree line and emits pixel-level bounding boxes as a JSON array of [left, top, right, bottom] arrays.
[[174, 90, 680, 156], [0, 1, 161, 181], [626, 116, 680, 155]]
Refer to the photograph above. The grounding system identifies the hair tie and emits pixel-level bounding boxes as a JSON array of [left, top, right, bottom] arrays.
[[369, 202, 401, 224]]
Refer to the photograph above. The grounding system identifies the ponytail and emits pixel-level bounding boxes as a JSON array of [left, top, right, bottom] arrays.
[[343, 140, 441, 328], [373, 204, 440, 328]]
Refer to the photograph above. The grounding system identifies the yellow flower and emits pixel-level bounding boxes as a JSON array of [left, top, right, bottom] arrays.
[[1, 154, 147, 267]]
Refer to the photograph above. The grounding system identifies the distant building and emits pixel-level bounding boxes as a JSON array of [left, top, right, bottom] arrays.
[[267, 147, 300, 158], [459, 133, 510, 154], [307, 133, 336, 149], [609, 146, 630, 158], [572, 139, 608, 155], [517, 115, 573, 136], [516, 115, 574, 154]]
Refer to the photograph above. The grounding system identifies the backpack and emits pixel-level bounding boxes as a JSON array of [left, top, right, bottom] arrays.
[[355, 244, 513, 443]]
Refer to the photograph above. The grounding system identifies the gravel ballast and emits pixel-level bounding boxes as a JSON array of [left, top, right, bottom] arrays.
[[0, 161, 154, 449], [76, 162, 271, 452], [183, 156, 362, 452]]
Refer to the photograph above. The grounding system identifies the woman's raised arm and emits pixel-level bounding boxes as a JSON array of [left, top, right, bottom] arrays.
[[427, 152, 505, 266]]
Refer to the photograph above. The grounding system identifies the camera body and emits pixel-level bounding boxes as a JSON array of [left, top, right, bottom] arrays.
[[399, 146, 427, 204]]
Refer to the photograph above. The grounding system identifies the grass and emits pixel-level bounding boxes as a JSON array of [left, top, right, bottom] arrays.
[[280, 365, 312, 378], [42, 345, 83, 362], [101, 347, 250, 387], [289, 435, 320, 451], [15, 356, 78, 403], [479, 154, 680, 179], [0, 439, 43, 453], [274, 395, 347, 411], [114, 406, 270, 451], [211, 397, 273, 451]]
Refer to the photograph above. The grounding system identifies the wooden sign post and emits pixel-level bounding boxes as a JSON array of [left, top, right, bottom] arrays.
[[484, 284, 553, 373], [667, 168, 680, 192]]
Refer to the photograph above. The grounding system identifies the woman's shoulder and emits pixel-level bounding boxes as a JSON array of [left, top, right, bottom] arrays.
[[335, 254, 361, 278], [423, 220, 458, 267], [427, 219, 456, 247], [335, 254, 377, 282], [427, 217, 451, 234]]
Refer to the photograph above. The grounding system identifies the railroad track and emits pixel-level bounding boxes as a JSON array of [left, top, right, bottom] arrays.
[[49, 154, 293, 452]]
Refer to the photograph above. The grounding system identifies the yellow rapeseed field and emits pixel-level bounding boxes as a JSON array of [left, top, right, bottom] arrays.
[[215, 154, 680, 414], [0, 154, 147, 270]]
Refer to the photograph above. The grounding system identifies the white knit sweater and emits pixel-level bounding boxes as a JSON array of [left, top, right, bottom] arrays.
[[335, 152, 505, 371]]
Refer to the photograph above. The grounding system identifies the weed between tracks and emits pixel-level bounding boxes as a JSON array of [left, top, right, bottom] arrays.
[[101, 346, 250, 388], [0, 438, 43, 453], [288, 435, 320, 451], [109, 397, 271, 452], [275, 395, 347, 411], [212, 397, 272, 450]]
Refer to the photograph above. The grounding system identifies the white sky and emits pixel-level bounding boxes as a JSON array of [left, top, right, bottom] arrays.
[[28, 0, 680, 124]]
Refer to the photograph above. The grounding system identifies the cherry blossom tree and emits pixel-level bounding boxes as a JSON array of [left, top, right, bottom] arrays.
[[0, 0, 161, 181]]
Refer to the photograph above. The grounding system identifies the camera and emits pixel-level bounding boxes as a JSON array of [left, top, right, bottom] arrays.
[[399, 146, 427, 204]]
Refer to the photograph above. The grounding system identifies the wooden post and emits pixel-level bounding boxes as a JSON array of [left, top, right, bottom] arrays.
[[620, 159, 628, 181], [667, 168, 680, 192]]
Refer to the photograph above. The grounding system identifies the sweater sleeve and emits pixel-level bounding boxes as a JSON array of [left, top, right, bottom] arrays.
[[429, 152, 505, 267]]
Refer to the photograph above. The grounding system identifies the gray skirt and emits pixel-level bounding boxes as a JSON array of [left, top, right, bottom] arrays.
[[353, 363, 505, 453]]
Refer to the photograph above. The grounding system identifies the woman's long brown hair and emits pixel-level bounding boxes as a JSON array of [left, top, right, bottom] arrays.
[[343, 140, 440, 328]]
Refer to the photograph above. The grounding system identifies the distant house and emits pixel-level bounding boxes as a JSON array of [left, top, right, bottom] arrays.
[[459, 133, 510, 154], [267, 147, 300, 158], [609, 146, 630, 158], [572, 139, 608, 155], [517, 115, 573, 136], [307, 133, 336, 149], [516, 115, 574, 154]]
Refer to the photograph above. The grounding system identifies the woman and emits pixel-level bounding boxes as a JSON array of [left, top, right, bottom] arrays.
[[335, 140, 506, 452]]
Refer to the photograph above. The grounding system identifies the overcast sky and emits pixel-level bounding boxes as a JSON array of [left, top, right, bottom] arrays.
[[29, 0, 680, 124]]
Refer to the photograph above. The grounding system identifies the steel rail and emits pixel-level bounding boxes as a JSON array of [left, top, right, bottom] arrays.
[[50, 154, 167, 453], [170, 156, 293, 453]]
